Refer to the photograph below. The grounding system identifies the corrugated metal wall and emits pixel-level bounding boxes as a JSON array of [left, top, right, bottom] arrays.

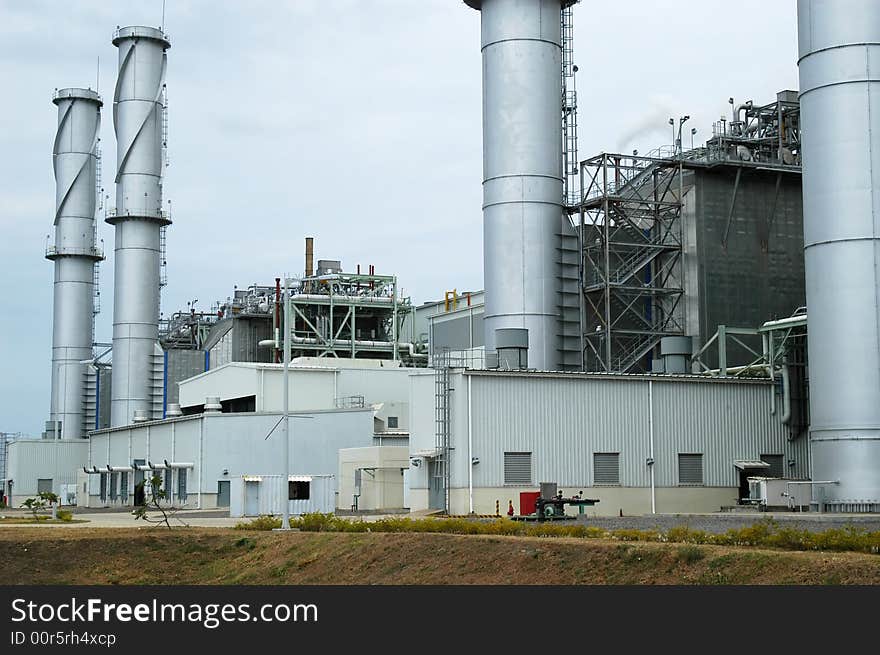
[[461, 372, 806, 489], [7, 440, 89, 496]]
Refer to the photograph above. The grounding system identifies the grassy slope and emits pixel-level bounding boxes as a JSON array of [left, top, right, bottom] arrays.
[[1, 528, 878, 585]]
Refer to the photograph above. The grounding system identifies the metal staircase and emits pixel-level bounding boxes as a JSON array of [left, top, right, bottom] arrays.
[[577, 153, 686, 372]]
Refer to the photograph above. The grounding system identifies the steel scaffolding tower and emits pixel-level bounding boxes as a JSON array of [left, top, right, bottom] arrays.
[[577, 153, 685, 372]]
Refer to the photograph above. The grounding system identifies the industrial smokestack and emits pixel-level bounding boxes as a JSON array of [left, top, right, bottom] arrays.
[[464, 0, 575, 370], [798, 0, 880, 511], [305, 237, 314, 277], [46, 88, 104, 439], [108, 26, 171, 427]]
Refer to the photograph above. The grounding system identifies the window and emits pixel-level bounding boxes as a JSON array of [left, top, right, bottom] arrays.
[[164, 469, 173, 496], [387, 416, 399, 429], [177, 469, 187, 504], [37, 478, 53, 494], [504, 452, 532, 485], [99, 473, 107, 501], [110, 472, 118, 501], [289, 481, 310, 500], [761, 454, 784, 478], [678, 454, 704, 485], [120, 472, 129, 501], [593, 453, 620, 485]]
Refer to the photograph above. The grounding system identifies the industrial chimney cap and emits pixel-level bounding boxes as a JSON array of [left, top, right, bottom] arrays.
[[112, 25, 171, 48], [464, 0, 578, 9]]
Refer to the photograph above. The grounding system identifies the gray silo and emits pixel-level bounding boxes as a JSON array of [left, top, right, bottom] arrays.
[[46, 88, 104, 439], [464, 0, 577, 371], [798, 0, 880, 511], [108, 26, 171, 426]]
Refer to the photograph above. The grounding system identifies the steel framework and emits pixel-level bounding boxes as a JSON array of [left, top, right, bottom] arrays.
[[576, 153, 685, 372]]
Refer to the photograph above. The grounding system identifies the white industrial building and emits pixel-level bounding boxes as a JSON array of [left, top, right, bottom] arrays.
[[407, 369, 808, 516]]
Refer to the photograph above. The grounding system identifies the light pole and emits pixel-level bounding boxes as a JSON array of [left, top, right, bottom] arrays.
[[281, 276, 291, 530], [676, 115, 690, 155], [691, 127, 697, 150], [668, 118, 675, 153]]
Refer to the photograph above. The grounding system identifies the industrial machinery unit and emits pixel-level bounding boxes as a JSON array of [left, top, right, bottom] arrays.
[[575, 94, 805, 373], [797, 0, 880, 512], [107, 26, 171, 426], [45, 88, 104, 440]]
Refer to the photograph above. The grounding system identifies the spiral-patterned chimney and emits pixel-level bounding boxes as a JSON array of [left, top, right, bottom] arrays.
[[108, 26, 171, 427]]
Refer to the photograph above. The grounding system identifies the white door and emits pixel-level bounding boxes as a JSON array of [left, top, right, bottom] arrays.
[[245, 481, 260, 516]]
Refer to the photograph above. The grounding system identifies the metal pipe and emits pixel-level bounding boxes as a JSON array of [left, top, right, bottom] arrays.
[[781, 361, 791, 425], [798, 0, 880, 510], [467, 374, 474, 514], [47, 88, 104, 439], [281, 277, 291, 530], [274, 277, 281, 363], [648, 381, 655, 514]]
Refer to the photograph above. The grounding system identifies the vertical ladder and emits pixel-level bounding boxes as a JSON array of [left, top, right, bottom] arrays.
[[161, 85, 169, 167], [159, 225, 168, 288], [434, 348, 451, 513], [561, 5, 579, 207]]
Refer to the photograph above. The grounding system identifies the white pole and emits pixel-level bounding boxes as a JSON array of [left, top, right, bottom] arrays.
[[281, 276, 291, 530], [467, 375, 473, 514], [649, 381, 656, 514]]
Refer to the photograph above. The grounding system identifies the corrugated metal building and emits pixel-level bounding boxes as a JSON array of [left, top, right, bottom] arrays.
[[82, 408, 374, 509], [6, 439, 89, 505], [408, 369, 808, 516]]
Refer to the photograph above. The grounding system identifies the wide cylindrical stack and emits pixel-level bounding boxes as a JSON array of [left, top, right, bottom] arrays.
[[47, 88, 104, 439], [798, 0, 880, 511], [108, 26, 171, 427], [465, 0, 570, 370]]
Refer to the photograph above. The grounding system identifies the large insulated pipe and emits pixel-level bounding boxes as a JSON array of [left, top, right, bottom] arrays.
[[464, 0, 574, 370], [798, 0, 880, 511], [47, 88, 104, 439], [108, 26, 171, 427]]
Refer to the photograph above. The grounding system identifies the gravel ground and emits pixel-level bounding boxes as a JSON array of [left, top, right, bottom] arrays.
[[577, 513, 880, 534]]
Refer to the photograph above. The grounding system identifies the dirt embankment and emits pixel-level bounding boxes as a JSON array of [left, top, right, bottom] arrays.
[[1, 528, 878, 585]]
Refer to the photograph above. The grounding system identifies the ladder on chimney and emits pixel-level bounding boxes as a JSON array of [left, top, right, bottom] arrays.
[[561, 5, 579, 207]]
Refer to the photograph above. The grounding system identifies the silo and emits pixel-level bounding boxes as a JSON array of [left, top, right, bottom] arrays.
[[798, 0, 880, 511], [464, 0, 576, 370], [108, 26, 171, 426], [47, 88, 104, 439]]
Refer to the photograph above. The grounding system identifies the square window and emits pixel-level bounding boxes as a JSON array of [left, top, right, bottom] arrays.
[[504, 452, 532, 485], [593, 453, 620, 485], [678, 453, 703, 485]]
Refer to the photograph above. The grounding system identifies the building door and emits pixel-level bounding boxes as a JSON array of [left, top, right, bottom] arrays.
[[217, 481, 230, 508], [428, 460, 444, 510], [133, 460, 146, 506], [245, 481, 260, 516]]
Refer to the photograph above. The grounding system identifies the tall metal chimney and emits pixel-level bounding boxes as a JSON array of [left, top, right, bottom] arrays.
[[464, 0, 576, 370], [46, 88, 104, 439], [798, 0, 880, 511], [108, 26, 171, 426]]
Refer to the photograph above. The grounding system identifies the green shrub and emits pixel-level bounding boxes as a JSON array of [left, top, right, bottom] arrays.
[[676, 545, 706, 564], [56, 509, 73, 522], [235, 515, 282, 531]]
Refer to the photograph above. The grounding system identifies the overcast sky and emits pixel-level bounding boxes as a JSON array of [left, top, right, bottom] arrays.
[[0, 0, 799, 435]]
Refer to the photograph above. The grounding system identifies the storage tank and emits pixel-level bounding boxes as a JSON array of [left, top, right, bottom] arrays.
[[108, 26, 171, 426], [797, 0, 880, 511], [47, 88, 104, 439], [464, 0, 577, 370]]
